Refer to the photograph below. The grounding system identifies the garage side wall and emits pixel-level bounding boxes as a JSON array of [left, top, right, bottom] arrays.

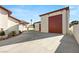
[[66, 10, 70, 34], [41, 15, 48, 32], [62, 10, 67, 34], [35, 23, 40, 31], [41, 10, 69, 34]]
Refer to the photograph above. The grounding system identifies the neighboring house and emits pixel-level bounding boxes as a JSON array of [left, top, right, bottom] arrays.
[[0, 6, 12, 31], [0, 6, 29, 34], [19, 20, 29, 32], [40, 7, 69, 34], [28, 24, 34, 30], [6, 16, 20, 34], [34, 21, 41, 31]]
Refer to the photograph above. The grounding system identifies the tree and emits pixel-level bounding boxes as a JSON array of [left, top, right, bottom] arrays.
[[69, 20, 79, 27]]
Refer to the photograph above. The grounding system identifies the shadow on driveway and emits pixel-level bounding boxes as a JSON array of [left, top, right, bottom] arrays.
[[55, 35, 79, 53]]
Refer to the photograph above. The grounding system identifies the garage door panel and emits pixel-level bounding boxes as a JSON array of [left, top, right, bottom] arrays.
[[49, 17, 54, 32], [49, 14, 62, 33]]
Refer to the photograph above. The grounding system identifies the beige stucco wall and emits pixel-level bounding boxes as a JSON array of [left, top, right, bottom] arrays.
[[19, 24, 24, 32], [23, 25, 27, 31], [41, 15, 48, 32], [0, 7, 29, 34], [0, 8, 8, 30], [73, 24, 79, 44], [5, 17, 19, 34], [41, 9, 69, 34], [19, 24, 27, 32], [35, 23, 40, 31], [69, 26, 73, 35], [8, 17, 19, 28]]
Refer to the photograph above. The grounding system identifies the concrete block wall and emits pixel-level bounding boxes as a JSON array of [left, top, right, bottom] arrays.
[[72, 24, 79, 44]]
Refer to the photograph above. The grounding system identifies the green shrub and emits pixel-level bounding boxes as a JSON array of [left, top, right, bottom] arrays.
[[0, 31, 5, 36], [69, 21, 79, 27], [8, 31, 16, 37], [19, 30, 22, 34]]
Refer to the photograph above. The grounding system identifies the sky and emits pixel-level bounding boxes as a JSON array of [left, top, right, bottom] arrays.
[[3, 5, 79, 23]]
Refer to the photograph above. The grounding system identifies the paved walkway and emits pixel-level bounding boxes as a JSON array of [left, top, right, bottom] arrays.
[[0, 31, 78, 53]]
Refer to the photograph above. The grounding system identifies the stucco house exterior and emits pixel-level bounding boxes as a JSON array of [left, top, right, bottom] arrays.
[[0, 6, 11, 31], [19, 20, 29, 32], [40, 7, 69, 34], [0, 6, 29, 34], [34, 21, 41, 31], [6, 16, 21, 34], [27, 24, 34, 30]]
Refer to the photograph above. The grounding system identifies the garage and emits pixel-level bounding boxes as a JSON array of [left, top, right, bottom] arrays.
[[34, 21, 41, 31], [40, 7, 69, 34], [39, 23, 41, 31], [49, 14, 62, 33]]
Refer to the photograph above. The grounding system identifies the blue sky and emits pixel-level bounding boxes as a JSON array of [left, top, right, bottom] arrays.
[[3, 5, 79, 23]]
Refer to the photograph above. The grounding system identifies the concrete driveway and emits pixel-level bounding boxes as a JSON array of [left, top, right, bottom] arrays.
[[0, 31, 79, 53]]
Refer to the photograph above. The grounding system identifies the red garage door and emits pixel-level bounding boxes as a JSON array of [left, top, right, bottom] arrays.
[[49, 14, 62, 33]]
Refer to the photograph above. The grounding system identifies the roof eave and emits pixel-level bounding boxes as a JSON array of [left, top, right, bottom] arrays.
[[40, 7, 69, 17], [0, 6, 12, 15]]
